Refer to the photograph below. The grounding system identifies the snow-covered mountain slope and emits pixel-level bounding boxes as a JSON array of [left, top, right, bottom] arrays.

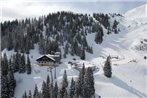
[[2, 4, 147, 98], [86, 4, 147, 98], [125, 4, 147, 24]]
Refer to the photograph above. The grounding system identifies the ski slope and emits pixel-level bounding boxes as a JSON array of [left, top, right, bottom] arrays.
[[2, 4, 147, 98]]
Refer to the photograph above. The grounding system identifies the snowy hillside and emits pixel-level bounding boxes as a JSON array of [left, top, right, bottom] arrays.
[[2, 4, 147, 98], [125, 4, 147, 23]]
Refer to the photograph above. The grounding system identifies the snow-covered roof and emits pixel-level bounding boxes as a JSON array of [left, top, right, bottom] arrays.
[[47, 54, 60, 58], [55, 52, 60, 55], [36, 55, 55, 62], [46, 55, 55, 61]]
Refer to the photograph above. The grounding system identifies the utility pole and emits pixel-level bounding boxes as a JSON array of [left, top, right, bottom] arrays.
[[54, 66, 56, 80], [50, 67, 53, 83]]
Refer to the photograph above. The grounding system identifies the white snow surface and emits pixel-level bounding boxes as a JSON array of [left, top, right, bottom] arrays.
[[2, 4, 147, 98], [125, 4, 147, 24]]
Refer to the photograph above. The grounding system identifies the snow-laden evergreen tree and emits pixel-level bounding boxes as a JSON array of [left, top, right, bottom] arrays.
[[53, 82, 58, 98], [33, 84, 39, 98], [103, 56, 112, 78], [42, 81, 48, 98], [7, 69, 16, 97], [46, 75, 50, 87], [107, 27, 111, 34], [26, 55, 32, 74], [74, 81, 79, 98], [19, 54, 26, 73], [1, 55, 10, 98], [15, 52, 21, 72], [2, 53, 8, 75], [8, 59, 12, 72], [82, 35, 88, 48], [95, 26, 103, 44], [1, 55, 16, 98], [22, 91, 27, 98], [15, 52, 22, 73], [28, 90, 32, 98], [93, 13, 110, 29], [80, 48, 85, 60], [63, 89, 68, 98], [112, 20, 119, 34], [12, 54, 18, 72], [62, 70, 68, 88], [1, 76, 9, 98], [77, 65, 85, 97], [65, 43, 69, 55], [83, 67, 95, 98], [69, 78, 75, 98], [9, 56, 15, 72], [60, 70, 68, 98], [7, 33, 13, 51]]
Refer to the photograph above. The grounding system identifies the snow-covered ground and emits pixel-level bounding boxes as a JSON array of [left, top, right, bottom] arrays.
[[2, 4, 147, 98]]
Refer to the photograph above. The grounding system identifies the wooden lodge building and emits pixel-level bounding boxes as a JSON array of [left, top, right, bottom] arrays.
[[36, 52, 60, 67]]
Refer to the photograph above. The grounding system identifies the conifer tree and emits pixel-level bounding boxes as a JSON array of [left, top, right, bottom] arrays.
[[78, 65, 85, 97], [60, 70, 68, 98], [62, 70, 68, 88], [15, 52, 21, 72], [83, 67, 95, 98], [26, 55, 32, 74], [1, 55, 10, 98], [7, 33, 13, 51], [12, 54, 18, 72], [74, 81, 79, 98], [19, 54, 26, 73], [95, 26, 103, 44], [1, 76, 9, 98], [8, 59, 12, 72], [8, 58, 16, 73], [15, 52, 22, 73], [63, 89, 68, 98], [8, 69, 16, 97], [83, 36, 88, 48], [69, 78, 75, 98], [28, 90, 32, 98], [107, 27, 111, 34], [2, 53, 8, 75], [112, 20, 119, 34], [33, 84, 39, 98], [22, 91, 27, 98], [42, 81, 48, 98], [103, 56, 112, 78], [53, 82, 58, 98], [46, 75, 50, 87], [80, 48, 85, 60]]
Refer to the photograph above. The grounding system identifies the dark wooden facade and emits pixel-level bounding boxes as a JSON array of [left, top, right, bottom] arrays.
[[36, 55, 56, 66]]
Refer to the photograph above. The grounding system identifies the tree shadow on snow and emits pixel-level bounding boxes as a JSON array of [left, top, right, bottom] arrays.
[[111, 76, 147, 98]]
